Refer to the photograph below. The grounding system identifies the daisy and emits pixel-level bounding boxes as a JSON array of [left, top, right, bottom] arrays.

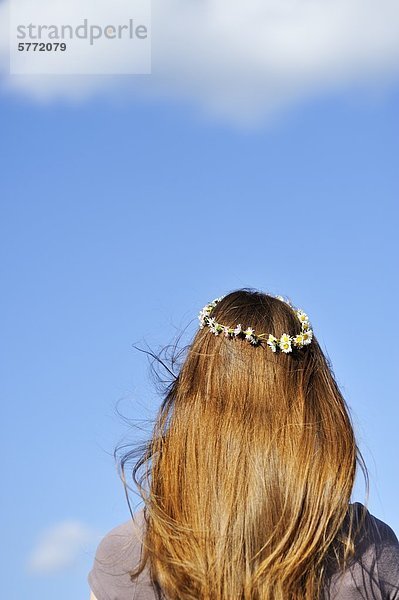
[[208, 318, 220, 335], [296, 310, 309, 325], [279, 333, 292, 353], [198, 308, 210, 327], [233, 323, 242, 336], [244, 327, 255, 341], [276, 295, 293, 307], [302, 329, 313, 345], [267, 334, 278, 352], [293, 333, 304, 347]]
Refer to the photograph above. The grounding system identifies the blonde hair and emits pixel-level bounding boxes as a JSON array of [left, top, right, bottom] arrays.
[[117, 288, 369, 600]]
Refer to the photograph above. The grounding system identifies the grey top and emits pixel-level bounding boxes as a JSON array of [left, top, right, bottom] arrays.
[[88, 502, 399, 599]]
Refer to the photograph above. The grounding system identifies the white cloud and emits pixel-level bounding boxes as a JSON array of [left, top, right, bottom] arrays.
[[26, 519, 98, 575], [1, 0, 399, 123]]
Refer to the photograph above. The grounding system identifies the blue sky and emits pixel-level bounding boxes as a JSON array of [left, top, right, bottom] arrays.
[[1, 46, 399, 600]]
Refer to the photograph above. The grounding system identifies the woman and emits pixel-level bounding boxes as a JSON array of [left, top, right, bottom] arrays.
[[88, 289, 399, 599]]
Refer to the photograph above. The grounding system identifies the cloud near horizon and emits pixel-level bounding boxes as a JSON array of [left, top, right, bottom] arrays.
[[26, 519, 99, 575], [1, 0, 399, 123]]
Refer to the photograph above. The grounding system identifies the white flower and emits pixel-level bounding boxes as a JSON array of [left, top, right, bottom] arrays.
[[198, 303, 214, 326], [208, 296, 223, 310], [208, 317, 220, 335], [276, 295, 292, 307], [233, 323, 242, 336], [198, 308, 209, 327], [279, 333, 292, 353], [302, 329, 313, 345], [223, 326, 231, 337], [198, 297, 224, 328], [293, 333, 304, 347], [244, 327, 255, 340], [296, 310, 309, 325], [267, 334, 278, 352]]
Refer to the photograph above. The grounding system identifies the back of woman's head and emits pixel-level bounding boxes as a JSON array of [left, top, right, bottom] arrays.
[[120, 288, 369, 600]]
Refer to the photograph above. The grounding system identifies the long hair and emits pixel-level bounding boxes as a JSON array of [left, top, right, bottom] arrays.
[[115, 288, 369, 600]]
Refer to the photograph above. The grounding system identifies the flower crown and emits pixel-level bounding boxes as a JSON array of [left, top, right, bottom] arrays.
[[198, 295, 313, 353]]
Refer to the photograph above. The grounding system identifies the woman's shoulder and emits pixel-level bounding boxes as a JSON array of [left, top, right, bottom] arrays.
[[350, 501, 399, 558], [87, 507, 156, 600], [328, 502, 399, 599], [351, 501, 398, 540], [95, 507, 146, 551], [354, 501, 399, 596]]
